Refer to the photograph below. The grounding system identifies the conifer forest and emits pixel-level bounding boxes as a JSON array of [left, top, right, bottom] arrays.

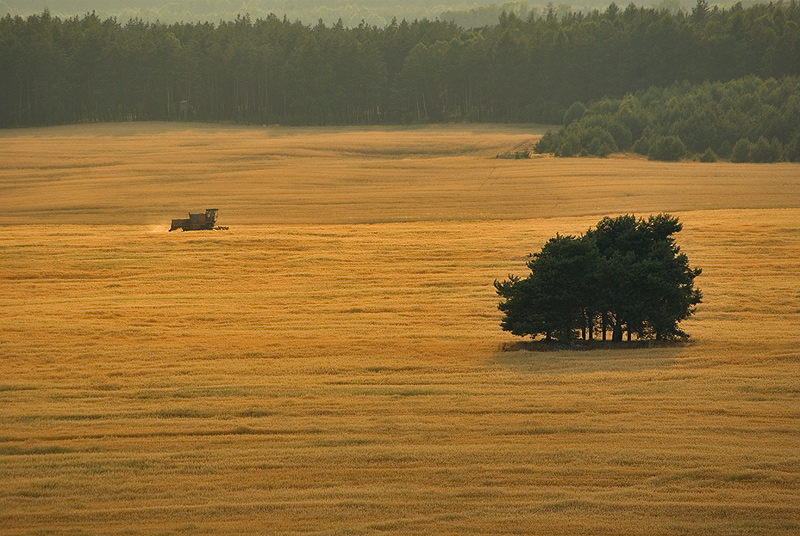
[[2, 1, 799, 129]]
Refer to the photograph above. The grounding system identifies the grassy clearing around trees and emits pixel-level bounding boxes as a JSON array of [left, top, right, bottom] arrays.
[[1, 124, 799, 535]]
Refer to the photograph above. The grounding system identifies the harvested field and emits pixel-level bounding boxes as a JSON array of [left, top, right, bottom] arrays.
[[1, 123, 799, 535]]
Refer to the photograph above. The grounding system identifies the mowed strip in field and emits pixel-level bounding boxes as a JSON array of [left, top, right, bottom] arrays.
[[1, 124, 799, 535]]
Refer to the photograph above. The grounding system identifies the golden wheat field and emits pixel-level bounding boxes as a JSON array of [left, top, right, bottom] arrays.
[[1, 123, 799, 536]]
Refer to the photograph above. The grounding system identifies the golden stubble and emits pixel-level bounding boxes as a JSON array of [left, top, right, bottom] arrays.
[[0, 123, 799, 535], [2, 122, 799, 225]]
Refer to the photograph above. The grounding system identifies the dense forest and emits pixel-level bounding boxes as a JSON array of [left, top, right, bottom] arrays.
[[2, 1, 686, 27], [535, 75, 800, 161], [1, 1, 800, 128]]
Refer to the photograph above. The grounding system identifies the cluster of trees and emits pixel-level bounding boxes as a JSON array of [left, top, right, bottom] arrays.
[[730, 133, 797, 162], [2, 1, 800, 128], [535, 75, 800, 161], [495, 214, 702, 342]]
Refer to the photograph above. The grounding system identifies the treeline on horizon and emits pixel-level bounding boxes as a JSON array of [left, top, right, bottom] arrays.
[[1, 1, 800, 128], [0, 0, 681, 28]]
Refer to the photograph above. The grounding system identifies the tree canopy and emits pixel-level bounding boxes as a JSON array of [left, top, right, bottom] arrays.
[[534, 75, 800, 161], [2, 1, 800, 128], [495, 214, 702, 343]]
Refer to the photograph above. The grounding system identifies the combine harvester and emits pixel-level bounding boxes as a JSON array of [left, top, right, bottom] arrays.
[[169, 208, 228, 231]]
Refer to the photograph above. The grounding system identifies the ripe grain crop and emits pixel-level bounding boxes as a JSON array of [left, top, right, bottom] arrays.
[[0, 123, 799, 535]]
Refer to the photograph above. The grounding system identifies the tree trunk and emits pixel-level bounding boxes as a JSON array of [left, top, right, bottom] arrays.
[[581, 310, 586, 340], [612, 322, 623, 342]]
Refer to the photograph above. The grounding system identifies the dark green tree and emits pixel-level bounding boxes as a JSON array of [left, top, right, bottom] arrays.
[[495, 234, 599, 341], [640, 238, 703, 340], [731, 137, 752, 162], [648, 135, 688, 161], [788, 133, 800, 162], [750, 136, 784, 162], [563, 101, 587, 127], [587, 214, 702, 341], [699, 147, 718, 162]]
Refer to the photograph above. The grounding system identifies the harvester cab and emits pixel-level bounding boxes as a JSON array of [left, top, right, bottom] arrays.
[[205, 208, 218, 226]]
